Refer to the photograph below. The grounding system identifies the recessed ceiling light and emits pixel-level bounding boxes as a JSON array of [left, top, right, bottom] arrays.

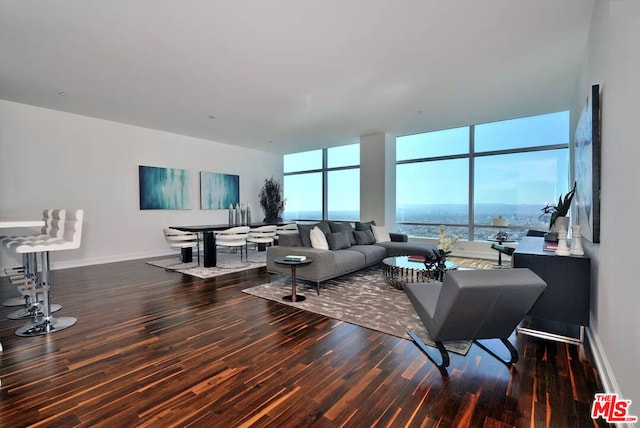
[[208, 115, 216, 119], [418, 110, 424, 114], [57, 91, 67, 97]]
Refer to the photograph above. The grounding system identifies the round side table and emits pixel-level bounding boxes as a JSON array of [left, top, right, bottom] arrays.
[[272, 257, 313, 302]]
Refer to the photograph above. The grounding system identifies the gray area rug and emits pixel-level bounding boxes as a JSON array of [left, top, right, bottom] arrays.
[[242, 267, 471, 355], [147, 251, 266, 279]]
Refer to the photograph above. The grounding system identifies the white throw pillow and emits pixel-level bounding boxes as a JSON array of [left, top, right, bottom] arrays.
[[309, 226, 329, 250], [372, 225, 391, 243]]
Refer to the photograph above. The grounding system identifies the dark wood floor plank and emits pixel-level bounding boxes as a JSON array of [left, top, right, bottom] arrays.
[[0, 258, 610, 427]]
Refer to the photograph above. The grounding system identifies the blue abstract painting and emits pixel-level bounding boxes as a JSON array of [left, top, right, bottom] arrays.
[[200, 171, 239, 210], [139, 165, 192, 210]]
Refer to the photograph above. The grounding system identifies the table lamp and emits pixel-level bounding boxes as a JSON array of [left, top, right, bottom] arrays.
[[492, 216, 509, 242]]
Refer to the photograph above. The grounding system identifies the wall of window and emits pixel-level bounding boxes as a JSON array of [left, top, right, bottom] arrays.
[[283, 144, 360, 221], [396, 111, 570, 241]]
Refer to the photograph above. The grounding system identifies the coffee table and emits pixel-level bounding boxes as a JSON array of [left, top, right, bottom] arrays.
[[272, 257, 313, 302], [382, 256, 457, 290]]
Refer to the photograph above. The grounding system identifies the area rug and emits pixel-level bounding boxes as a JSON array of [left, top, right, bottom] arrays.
[[242, 266, 472, 355], [147, 251, 267, 279]]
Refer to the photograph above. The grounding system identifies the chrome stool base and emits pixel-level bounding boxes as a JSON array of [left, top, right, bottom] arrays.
[[3, 297, 29, 307], [16, 317, 78, 337], [7, 303, 62, 320]]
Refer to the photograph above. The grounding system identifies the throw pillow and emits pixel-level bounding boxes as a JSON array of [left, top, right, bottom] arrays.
[[353, 229, 376, 245], [316, 220, 332, 236], [326, 230, 352, 250], [297, 223, 318, 247], [328, 221, 357, 245], [371, 225, 391, 243], [355, 220, 376, 231], [310, 226, 329, 250]]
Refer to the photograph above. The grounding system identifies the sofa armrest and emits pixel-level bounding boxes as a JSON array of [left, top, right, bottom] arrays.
[[390, 232, 408, 242]]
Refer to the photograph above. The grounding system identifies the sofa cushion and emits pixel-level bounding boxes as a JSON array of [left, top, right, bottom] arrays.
[[328, 221, 356, 245], [327, 231, 352, 250], [371, 225, 391, 243], [310, 226, 329, 250], [355, 220, 376, 231], [278, 232, 302, 247], [350, 244, 387, 265], [354, 229, 376, 245], [333, 249, 366, 274]]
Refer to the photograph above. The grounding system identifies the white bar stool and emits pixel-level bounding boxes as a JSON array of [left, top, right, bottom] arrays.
[[12, 209, 83, 337]]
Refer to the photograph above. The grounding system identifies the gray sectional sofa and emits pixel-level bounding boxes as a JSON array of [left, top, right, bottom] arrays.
[[266, 221, 438, 294]]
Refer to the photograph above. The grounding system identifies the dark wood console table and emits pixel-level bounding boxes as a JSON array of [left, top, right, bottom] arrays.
[[512, 236, 590, 345]]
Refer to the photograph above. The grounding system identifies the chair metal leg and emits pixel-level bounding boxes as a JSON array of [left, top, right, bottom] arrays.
[[408, 331, 450, 368], [474, 338, 519, 366]]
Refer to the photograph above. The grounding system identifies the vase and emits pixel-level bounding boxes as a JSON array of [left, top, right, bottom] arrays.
[[552, 216, 570, 234], [555, 228, 570, 256], [436, 258, 447, 281], [570, 224, 584, 256]]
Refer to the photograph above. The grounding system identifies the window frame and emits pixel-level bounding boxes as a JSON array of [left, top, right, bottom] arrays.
[[396, 112, 570, 240]]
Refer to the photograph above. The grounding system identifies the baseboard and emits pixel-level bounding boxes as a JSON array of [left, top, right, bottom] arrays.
[[586, 326, 636, 428], [0, 249, 177, 276]]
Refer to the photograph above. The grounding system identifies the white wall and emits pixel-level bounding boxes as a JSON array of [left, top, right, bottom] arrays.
[[574, 0, 640, 409], [0, 100, 282, 271]]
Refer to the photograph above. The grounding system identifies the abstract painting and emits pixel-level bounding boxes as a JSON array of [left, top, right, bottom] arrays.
[[200, 171, 239, 210], [139, 165, 192, 210], [574, 84, 601, 243]]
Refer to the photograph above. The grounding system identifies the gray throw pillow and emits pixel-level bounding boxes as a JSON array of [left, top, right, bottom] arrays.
[[355, 220, 376, 231], [327, 231, 352, 250], [297, 223, 317, 247], [317, 220, 332, 236], [328, 221, 356, 245], [354, 229, 376, 245]]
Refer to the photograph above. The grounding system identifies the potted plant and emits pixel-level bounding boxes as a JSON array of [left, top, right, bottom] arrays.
[[259, 177, 285, 223], [540, 181, 577, 231]]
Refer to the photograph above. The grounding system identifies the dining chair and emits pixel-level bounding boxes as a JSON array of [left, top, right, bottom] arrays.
[[215, 226, 250, 262], [247, 225, 277, 251], [163, 228, 200, 267], [275, 222, 298, 245]]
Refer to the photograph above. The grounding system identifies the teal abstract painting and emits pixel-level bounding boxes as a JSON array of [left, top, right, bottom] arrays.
[[139, 165, 192, 210], [200, 171, 239, 209]]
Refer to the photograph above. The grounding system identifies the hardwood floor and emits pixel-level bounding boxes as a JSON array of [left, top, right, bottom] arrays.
[[0, 259, 608, 427]]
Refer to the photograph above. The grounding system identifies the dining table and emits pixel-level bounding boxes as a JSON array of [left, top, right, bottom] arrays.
[[170, 222, 286, 268]]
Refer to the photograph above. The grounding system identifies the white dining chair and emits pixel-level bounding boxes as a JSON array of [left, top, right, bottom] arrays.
[[163, 228, 200, 268], [247, 225, 277, 251], [215, 226, 250, 262]]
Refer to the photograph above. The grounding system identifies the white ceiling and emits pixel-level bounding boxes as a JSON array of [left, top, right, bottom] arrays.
[[0, 0, 595, 154]]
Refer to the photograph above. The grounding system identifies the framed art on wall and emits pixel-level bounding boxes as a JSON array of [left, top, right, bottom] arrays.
[[200, 171, 239, 210], [139, 165, 193, 210], [574, 84, 601, 243]]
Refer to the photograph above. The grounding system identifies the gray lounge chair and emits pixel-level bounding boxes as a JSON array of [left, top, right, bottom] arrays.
[[405, 268, 547, 370]]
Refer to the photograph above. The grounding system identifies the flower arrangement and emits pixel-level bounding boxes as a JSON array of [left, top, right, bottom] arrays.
[[435, 224, 459, 259], [424, 225, 459, 281]]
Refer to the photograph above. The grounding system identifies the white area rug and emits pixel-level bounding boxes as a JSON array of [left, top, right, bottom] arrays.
[[147, 251, 266, 279]]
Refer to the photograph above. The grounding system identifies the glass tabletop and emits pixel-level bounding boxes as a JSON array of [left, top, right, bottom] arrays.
[[382, 256, 457, 271]]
